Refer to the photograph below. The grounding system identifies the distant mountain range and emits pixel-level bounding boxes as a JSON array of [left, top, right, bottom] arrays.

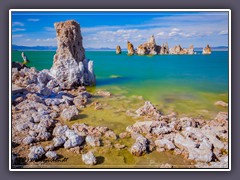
[[12, 44, 228, 51], [12, 44, 57, 51]]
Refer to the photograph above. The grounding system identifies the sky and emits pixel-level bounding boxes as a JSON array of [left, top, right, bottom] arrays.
[[11, 11, 229, 49]]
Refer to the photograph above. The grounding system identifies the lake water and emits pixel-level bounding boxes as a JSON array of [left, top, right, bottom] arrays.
[[12, 51, 229, 118], [11, 50, 229, 167]]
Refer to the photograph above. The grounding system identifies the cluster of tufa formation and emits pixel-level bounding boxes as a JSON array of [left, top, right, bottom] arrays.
[[127, 35, 197, 55], [136, 35, 161, 55], [116, 45, 122, 54], [50, 20, 95, 88], [202, 44, 212, 54]]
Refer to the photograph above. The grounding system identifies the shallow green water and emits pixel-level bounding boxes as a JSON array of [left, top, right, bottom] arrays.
[[12, 50, 229, 117]]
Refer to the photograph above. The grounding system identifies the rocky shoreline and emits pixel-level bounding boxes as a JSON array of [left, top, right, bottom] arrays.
[[11, 20, 227, 168], [126, 101, 228, 168], [11, 77, 229, 168]]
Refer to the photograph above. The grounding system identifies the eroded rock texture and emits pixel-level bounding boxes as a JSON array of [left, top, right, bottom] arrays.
[[202, 44, 212, 54], [116, 45, 122, 54], [169, 45, 195, 55], [127, 41, 135, 55], [50, 20, 95, 88], [160, 42, 169, 54], [137, 35, 160, 55]]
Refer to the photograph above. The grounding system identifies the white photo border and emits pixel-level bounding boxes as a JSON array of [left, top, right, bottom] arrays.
[[9, 9, 231, 172]]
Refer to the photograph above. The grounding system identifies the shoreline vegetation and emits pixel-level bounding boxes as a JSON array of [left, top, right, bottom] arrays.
[[11, 20, 228, 169]]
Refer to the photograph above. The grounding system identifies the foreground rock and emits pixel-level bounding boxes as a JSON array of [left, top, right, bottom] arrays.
[[28, 146, 45, 161], [50, 20, 95, 88], [214, 101, 228, 107], [82, 151, 97, 165], [51, 123, 117, 151], [85, 135, 101, 147], [126, 101, 228, 167], [12, 66, 38, 87], [45, 151, 58, 160], [130, 136, 148, 156], [126, 120, 173, 135], [195, 156, 228, 168], [60, 106, 79, 121], [127, 41, 135, 55], [174, 128, 213, 162], [135, 101, 162, 120], [155, 138, 175, 151], [215, 112, 228, 121], [202, 44, 212, 54], [116, 45, 122, 54]]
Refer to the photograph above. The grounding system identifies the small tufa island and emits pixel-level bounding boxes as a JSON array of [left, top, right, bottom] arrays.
[[21, 52, 29, 64], [202, 44, 212, 54], [125, 35, 211, 55], [116, 45, 122, 54]]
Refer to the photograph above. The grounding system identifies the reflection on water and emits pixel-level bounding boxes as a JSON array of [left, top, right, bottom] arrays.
[[96, 76, 136, 86]]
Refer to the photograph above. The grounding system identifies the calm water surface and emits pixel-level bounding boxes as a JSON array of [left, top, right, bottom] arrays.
[[12, 50, 229, 117]]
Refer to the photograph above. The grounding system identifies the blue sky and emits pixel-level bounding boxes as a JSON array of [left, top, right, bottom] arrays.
[[11, 11, 229, 48]]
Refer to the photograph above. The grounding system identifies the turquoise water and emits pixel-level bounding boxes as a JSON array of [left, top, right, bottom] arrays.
[[12, 51, 229, 117]]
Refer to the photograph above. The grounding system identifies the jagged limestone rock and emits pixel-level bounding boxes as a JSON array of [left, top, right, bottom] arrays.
[[169, 45, 195, 55], [82, 151, 97, 165], [136, 35, 159, 55], [202, 44, 212, 54], [116, 45, 122, 54], [160, 42, 169, 54], [50, 20, 95, 88], [21, 52, 29, 63], [187, 45, 195, 54], [127, 41, 135, 55]]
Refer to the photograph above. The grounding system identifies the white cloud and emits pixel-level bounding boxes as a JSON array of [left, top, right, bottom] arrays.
[[44, 27, 55, 31], [12, 22, 24, 27], [28, 18, 40, 22], [12, 28, 25, 32], [25, 38, 31, 41], [82, 24, 220, 49], [168, 31, 177, 37], [12, 12, 228, 48], [43, 38, 56, 42], [219, 30, 228, 35], [172, 28, 180, 32], [12, 34, 23, 38], [168, 28, 181, 37], [156, 32, 164, 36]]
